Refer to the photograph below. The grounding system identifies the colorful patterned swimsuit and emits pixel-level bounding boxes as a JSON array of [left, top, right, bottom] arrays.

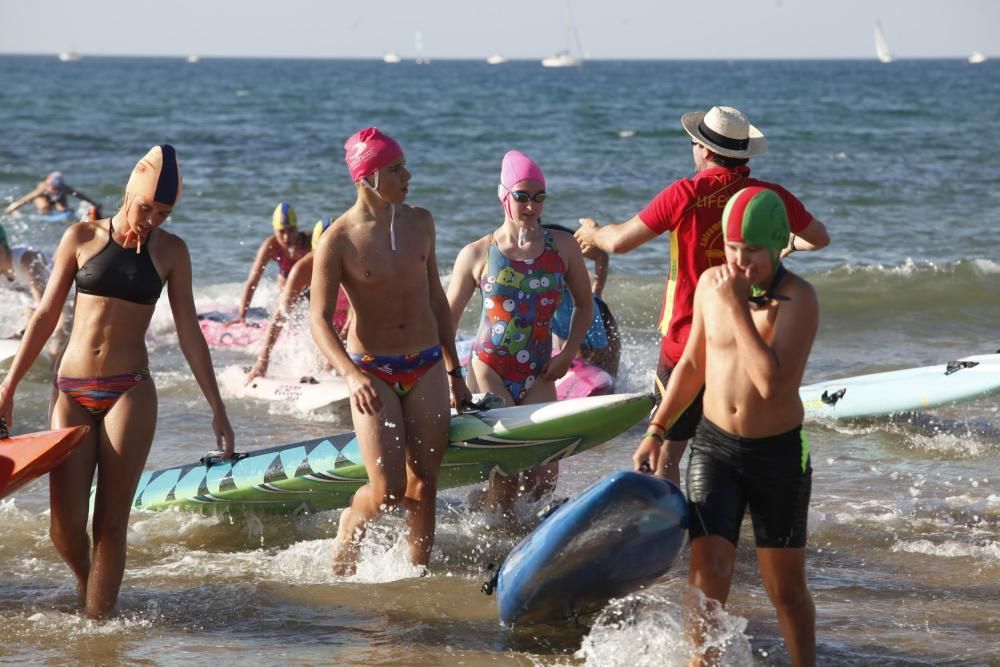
[[471, 231, 566, 403]]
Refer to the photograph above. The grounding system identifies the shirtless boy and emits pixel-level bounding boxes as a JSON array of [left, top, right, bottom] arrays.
[[310, 128, 470, 575], [634, 187, 818, 666]]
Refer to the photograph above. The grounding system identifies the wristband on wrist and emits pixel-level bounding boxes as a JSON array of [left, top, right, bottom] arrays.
[[642, 431, 665, 443], [447, 366, 466, 379], [648, 419, 667, 432]]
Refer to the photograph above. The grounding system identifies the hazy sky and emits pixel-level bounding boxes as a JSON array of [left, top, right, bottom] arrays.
[[2, 0, 997, 60]]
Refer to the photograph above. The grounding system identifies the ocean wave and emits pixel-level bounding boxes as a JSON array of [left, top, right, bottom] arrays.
[[891, 538, 1000, 565], [818, 257, 1000, 277]]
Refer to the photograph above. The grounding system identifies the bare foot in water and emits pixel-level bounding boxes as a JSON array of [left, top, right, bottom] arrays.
[[331, 508, 360, 576]]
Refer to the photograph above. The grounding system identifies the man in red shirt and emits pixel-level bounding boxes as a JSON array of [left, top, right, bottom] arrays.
[[576, 106, 829, 486]]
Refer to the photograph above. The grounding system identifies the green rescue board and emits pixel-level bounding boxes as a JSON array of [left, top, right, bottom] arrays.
[[119, 392, 653, 515]]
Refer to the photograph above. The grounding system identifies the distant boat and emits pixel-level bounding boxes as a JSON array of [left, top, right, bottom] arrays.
[[968, 51, 987, 64], [874, 21, 893, 63], [58, 51, 81, 62], [542, 0, 584, 67], [414, 31, 430, 64], [486, 53, 508, 65], [383, 53, 401, 64], [541, 51, 581, 68], [186, 54, 200, 64]]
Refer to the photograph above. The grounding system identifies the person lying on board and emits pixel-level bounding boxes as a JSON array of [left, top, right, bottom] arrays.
[[4, 171, 102, 218], [0, 145, 235, 620], [543, 222, 621, 379], [576, 105, 829, 487], [446, 151, 592, 515], [245, 218, 351, 383], [634, 187, 818, 667], [229, 201, 311, 324], [310, 128, 470, 576]]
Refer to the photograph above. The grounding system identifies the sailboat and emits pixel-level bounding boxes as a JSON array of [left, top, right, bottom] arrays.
[[486, 53, 508, 65], [874, 21, 893, 63], [383, 53, 401, 64], [542, 0, 583, 67], [58, 51, 81, 62], [968, 51, 987, 64], [414, 31, 430, 65]]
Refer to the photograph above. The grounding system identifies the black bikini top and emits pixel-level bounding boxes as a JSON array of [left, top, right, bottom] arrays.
[[75, 218, 164, 305]]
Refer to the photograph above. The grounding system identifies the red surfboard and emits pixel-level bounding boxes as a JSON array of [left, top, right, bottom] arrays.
[[0, 425, 89, 499]]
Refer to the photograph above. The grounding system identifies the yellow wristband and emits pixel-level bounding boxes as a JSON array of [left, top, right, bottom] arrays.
[[642, 431, 664, 443]]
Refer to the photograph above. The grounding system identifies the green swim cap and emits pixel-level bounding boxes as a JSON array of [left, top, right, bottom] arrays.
[[722, 186, 789, 271]]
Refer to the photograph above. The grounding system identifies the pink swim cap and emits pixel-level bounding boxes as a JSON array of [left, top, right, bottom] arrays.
[[499, 150, 545, 194], [344, 128, 403, 183], [498, 151, 545, 218]]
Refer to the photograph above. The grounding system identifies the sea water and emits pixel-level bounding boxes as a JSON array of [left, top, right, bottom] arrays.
[[1, 56, 998, 665]]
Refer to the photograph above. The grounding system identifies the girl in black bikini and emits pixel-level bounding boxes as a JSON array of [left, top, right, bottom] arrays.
[[0, 145, 235, 619]]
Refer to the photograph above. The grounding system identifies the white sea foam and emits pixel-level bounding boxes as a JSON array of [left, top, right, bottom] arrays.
[[574, 587, 752, 667], [891, 538, 1000, 564]]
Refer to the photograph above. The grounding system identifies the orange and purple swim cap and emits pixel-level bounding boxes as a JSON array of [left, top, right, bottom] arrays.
[[126, 145, 182, 206]]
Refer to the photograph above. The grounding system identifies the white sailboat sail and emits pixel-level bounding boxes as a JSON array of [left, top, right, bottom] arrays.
[[874, 21, 893, 63], [968, 51, 987, 64], [542, 0, 583, 67]]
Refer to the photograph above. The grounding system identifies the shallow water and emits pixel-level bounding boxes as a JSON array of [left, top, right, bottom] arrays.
[[1, 56, 999, 665]]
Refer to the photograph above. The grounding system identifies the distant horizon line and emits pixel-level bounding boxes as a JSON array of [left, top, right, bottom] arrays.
[[1, 51, 991, 62]]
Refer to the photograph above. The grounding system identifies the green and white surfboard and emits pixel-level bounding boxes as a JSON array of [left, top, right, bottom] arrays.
[[123, 392, 654, 515]]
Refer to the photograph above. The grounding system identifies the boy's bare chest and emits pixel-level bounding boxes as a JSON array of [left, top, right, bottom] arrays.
[[346, 241, 429, 287], [706, 301, 778, 347]]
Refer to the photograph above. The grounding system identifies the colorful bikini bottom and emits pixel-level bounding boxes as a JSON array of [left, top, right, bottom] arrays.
[[349, 345, 442, 397]]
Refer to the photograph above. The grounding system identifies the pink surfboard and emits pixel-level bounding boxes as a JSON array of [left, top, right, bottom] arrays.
[[198, 310, 269, 348], [556, 358, 614, 399]]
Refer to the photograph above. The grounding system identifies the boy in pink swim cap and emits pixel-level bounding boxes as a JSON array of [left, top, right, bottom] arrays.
[[310, 127, 470, 575]]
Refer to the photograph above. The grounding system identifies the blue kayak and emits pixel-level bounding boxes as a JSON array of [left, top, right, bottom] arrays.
[[494, 471, 688, 627]]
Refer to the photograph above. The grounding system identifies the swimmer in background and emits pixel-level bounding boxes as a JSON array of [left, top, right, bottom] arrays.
[[230, 201, 311, 324], [245, 218, 351, 383], [0, 224, 71, 356], [543, 222, 621, 379], [1, 223, 51, 334], [4, 171, 102, 218]]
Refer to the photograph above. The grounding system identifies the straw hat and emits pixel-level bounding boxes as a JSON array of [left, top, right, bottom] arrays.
[[681, 106, 767, 158]]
